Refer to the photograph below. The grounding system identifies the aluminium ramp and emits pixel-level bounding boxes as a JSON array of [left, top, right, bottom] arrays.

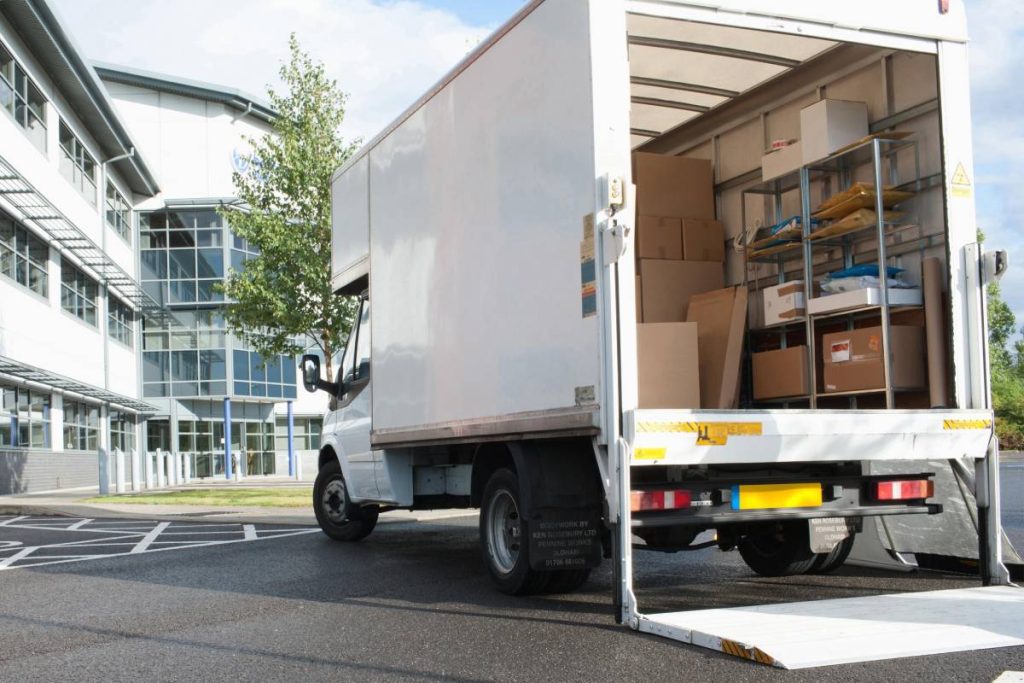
[[637, 586, 1024, 669]]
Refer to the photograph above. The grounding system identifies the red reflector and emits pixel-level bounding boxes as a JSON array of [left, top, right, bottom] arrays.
[[874, 479, 934, 501], [630, 489, 692, 512]]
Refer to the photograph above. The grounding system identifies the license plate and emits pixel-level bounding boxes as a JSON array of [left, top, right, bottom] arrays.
[[731, 483, 822, 510]]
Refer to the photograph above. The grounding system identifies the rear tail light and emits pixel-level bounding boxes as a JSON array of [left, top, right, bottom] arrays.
[[631, 489, 692, 512], [873, 479, 934, 501]]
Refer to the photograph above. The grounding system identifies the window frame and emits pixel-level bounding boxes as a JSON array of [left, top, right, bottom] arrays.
[[0, 213, 49, 298], [60, 260, 99, 327], [58, 120, 97, 206], [0, 41, 47, 153], [0, 382, 51, 449], [107, 294, 134, 346], [105, 182, 132, 244], [62, 399, 98, 451]]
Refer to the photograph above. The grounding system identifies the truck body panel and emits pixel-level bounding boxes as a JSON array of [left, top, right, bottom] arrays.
[[365, 0, 605, 439]]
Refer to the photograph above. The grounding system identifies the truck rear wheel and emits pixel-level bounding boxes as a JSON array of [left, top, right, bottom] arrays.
[[479, 468, 550, 595], [808, 533, 855, 574], [738, 520, 817, 577], [314, 459, 379, 542]]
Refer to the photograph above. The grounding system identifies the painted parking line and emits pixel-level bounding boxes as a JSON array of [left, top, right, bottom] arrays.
[[0, 515, 319, 571]]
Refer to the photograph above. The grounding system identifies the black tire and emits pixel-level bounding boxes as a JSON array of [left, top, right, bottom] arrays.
[[479, 468, 550, 595], [313, 459, 379, 542], [808, 533, 856, 574], [738, 520, 817, 577], [545, 569, 591, 594]]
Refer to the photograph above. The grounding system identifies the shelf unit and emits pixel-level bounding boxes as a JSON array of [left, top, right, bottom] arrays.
[[743, 136, 923, 409], [801, 136, 922, 409]]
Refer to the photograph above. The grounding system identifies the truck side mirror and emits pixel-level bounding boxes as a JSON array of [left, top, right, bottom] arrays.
[[301, 354, 321, 393]]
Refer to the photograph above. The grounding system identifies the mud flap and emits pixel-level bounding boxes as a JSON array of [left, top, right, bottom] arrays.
[[848, 458, 1023, 579], [506, 440, 605, 571]]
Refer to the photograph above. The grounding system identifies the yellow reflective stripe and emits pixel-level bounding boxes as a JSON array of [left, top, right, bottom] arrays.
[[943, 419, 993, 430], [636, 421, 763, 436], [719, 638, 775, 666]]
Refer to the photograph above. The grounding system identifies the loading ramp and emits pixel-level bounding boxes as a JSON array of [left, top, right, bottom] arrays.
[[638, 585, 1024, 669]]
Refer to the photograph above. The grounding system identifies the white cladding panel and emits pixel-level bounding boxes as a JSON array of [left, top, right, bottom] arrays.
[[331, 155, 369, 290], [367, 0, 601, 432]]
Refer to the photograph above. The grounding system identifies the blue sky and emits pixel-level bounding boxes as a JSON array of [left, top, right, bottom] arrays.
[[51, 0, 1023, 331]]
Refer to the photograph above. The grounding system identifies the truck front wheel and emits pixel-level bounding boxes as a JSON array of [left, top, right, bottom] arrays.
[[313, 460, 379, 542], [479, 468, 550, 595]]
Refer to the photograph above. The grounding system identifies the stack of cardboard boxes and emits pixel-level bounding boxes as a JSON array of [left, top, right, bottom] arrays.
[[633, 152, 738, 409]]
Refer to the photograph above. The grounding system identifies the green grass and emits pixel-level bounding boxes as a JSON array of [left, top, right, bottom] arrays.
[[84, 488, 311, 508]]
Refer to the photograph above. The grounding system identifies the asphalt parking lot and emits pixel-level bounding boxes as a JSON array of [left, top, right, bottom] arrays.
[[0, 466, 1020, 682]]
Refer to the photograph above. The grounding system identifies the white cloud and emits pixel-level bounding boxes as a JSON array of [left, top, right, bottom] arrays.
[[51, 0, 494, 142]]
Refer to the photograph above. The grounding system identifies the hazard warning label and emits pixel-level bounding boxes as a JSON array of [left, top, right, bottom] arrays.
[[951, 162, 972, 198]]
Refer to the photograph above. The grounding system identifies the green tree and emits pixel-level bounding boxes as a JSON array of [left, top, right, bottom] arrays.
[[987, 282, 1016, 369], [987, 282, 1024, 448], [220, 34, 360, 383]]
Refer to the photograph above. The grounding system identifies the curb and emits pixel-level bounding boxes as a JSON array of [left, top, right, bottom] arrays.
[[0, 502, 318, 526]]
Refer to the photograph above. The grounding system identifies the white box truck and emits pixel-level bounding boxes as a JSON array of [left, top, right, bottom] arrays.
[[301, 0, 1023, 667]]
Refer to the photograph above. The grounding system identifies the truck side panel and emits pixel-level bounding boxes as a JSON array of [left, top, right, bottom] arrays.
[[367, 0, 603, 435], [331, 155, 370, 291]]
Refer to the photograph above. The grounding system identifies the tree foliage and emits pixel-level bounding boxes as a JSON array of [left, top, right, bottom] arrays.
[[220, 34, 359, 381], [987, 282, 1024, 449]]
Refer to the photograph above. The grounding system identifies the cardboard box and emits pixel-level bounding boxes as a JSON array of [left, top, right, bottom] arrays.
[[752, 346, 809, 400], [636, 323, 700, 409], [800, 99, 869, 164], [687, 286, 748, 408], [681, 219, 725, 262], [639, 259, 724, 322], [761, 142, 803, 182], [637, 216, 683, 260], [635, 275, 642, 322], [822, 325, 926, 393], [633, 152, 715, 220], [763, 281, 806, 326]]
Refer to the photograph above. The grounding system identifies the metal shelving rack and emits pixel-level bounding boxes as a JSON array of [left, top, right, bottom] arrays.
[[741, 171, 810, 406], [799, 136, 922, 409]]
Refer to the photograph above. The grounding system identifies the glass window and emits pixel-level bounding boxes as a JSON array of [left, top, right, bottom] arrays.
[[105, 183, 131, 243], [0, 42, 47, 153], [109, 410, 135, 452], [63, 399, 98, 451], [108, 295, 134, 346], [58, 121, 97, 206], [60, 261, 98, 326], [0, 212, 48, 297], [0, 383, 49, 448], [354, 301, 371, 380]]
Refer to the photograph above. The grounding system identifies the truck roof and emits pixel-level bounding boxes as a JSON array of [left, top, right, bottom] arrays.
[[333, 0, 968, 181]]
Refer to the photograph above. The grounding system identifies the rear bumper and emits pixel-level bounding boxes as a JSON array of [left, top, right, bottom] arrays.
[[633, 503, 939, 528], [627, 408, 994, 466]]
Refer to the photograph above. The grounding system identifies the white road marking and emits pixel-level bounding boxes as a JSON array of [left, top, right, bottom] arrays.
[[130, 522, 170, 554], [0, 528, 320, 572], [0, 517, 320, 572], [0, 546, 37, 568]]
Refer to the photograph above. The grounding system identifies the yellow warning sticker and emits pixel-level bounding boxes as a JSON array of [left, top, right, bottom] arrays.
[[635, 421, 762, 446], [633, 447, 667, 461], [951, 162, 972, 198], [943, 419, 992, 431]]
